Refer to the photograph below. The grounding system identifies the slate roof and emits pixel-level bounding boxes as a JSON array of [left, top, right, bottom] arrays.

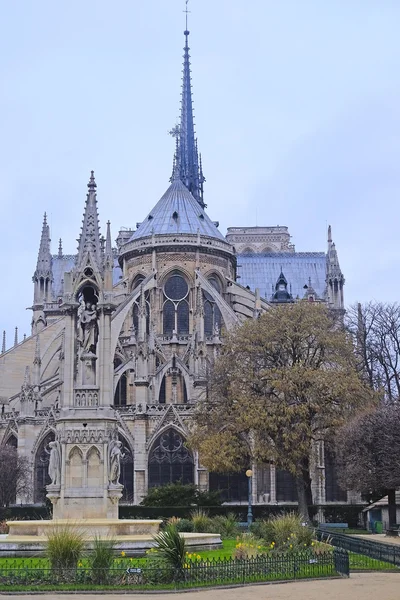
[[51, 256, 76, 298], [128, 179, 225, 243], [237, 252, 327, 301]]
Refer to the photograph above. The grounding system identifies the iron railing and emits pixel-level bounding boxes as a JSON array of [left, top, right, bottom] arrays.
[[0, 550, 348, 590], [317, 529, 400, 570]]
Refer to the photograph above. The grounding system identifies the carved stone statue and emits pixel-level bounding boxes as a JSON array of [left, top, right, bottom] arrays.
[[48, 440, 61, 486], [108, 440, 125, 486], [78, 302, 99, 354]]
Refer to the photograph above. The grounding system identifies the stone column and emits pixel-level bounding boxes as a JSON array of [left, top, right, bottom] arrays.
[[133, 410, 148, 504]]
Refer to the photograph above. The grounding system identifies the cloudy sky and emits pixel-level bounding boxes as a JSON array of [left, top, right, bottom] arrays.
[[0, 0, 399, 343]]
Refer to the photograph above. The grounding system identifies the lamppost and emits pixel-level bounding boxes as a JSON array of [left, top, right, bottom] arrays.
[[246, 469, 253, 528]]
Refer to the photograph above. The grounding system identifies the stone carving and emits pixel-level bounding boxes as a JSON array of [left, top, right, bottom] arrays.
[[108, 439, 125, 485], [78, 302, 99, 354], [62, 428, 105, 444], [48, 440, 61, 485]]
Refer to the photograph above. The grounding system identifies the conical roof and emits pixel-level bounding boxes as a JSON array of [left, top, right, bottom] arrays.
[[128, 179, 225, 242]]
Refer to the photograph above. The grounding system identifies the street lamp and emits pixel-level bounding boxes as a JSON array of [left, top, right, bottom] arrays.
[[246, 469, 253, 528]]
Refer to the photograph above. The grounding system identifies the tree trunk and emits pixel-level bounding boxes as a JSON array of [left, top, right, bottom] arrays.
[[387, 488, 397, 528], [296, 475, 311, 523]]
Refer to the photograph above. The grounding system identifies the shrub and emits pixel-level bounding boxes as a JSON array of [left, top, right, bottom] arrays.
[[88, 536, 116, 584], [233, 533, 264, 559], [152, 524, 187, 573], [176, 518, 194, 532], [210, 513, 240, 538], [190, 508, 212, 533], [46, 526, 85, 580], [140, 483, 222, 507], [252, 512, 313, 551]]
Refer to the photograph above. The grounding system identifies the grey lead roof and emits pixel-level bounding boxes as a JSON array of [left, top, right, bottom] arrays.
[[128, 179, 225, 243], [237, 252, 327, 301], [51, 256, 76, 298]]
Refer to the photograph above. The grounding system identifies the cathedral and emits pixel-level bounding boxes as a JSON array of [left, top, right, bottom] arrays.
[[0, 29, 347, 509]]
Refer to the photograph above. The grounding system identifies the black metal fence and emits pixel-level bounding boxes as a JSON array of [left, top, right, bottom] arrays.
[[0, 550, 348, 590], [317, 529, 400, 570]]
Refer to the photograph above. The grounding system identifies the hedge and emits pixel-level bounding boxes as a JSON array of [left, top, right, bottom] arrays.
[[0, 503, 365, 528]]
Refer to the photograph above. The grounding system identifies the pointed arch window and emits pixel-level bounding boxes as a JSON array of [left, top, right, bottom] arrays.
[[148, 428, 194, 488], [163, 273, 189, 335], [158, 372, 188, 404], [325, 447, 347, 502], [203, 290, 222, 336]]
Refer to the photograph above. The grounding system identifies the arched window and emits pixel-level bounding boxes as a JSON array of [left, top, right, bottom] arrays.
[[325, 447, 347, 502], [159, 376, 166, 404], [163, 274, 189, 335], [5, 435, 17, 448], [203, 291, 222, 336], [34, 431, 55, 503], [148, 429, 194, 488], [158, 372, 188, 404]]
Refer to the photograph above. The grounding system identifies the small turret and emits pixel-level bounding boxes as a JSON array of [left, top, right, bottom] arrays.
[[33, 213, 53, 304], [326, 225, 345, 310]]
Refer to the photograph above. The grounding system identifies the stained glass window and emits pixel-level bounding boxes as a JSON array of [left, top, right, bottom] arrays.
[[163, 273, 190, 335], [148, 429, 194, 488]]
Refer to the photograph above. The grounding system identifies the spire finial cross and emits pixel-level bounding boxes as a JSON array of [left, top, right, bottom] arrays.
[[184, 0, 190, 33]]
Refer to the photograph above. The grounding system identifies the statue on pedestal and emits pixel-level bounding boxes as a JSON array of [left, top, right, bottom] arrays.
[[48, 440, 61, 486], [108, 440, 125, 486], [78, 302, 99, 355]]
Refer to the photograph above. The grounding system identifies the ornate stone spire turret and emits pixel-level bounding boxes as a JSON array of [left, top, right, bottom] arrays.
[[58, 238, 63, 258], [76, 171, 102, 270], [1, 330, 5, 353], [171, 28, 205, 208], [34, 213, 52, 278], [14, 327, 18, 347], [33, 213, 53, 304], [326, 224, 345, 310]]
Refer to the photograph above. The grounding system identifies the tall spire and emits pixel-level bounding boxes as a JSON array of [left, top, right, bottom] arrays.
[[34, 213, 52, 278], [172, 24, 205, 208], [105, 221, 112, 262], [1, 330, 5, 353], [76, 171, 102, 269]]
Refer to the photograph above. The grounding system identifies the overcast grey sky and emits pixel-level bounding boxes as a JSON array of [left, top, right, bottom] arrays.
[[1, 0, 399, 343]]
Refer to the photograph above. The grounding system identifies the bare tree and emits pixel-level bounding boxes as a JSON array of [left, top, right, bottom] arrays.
[[336, 404, 400, 528], [0, 446, 31, 507], [346, 302, 400, 400]]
